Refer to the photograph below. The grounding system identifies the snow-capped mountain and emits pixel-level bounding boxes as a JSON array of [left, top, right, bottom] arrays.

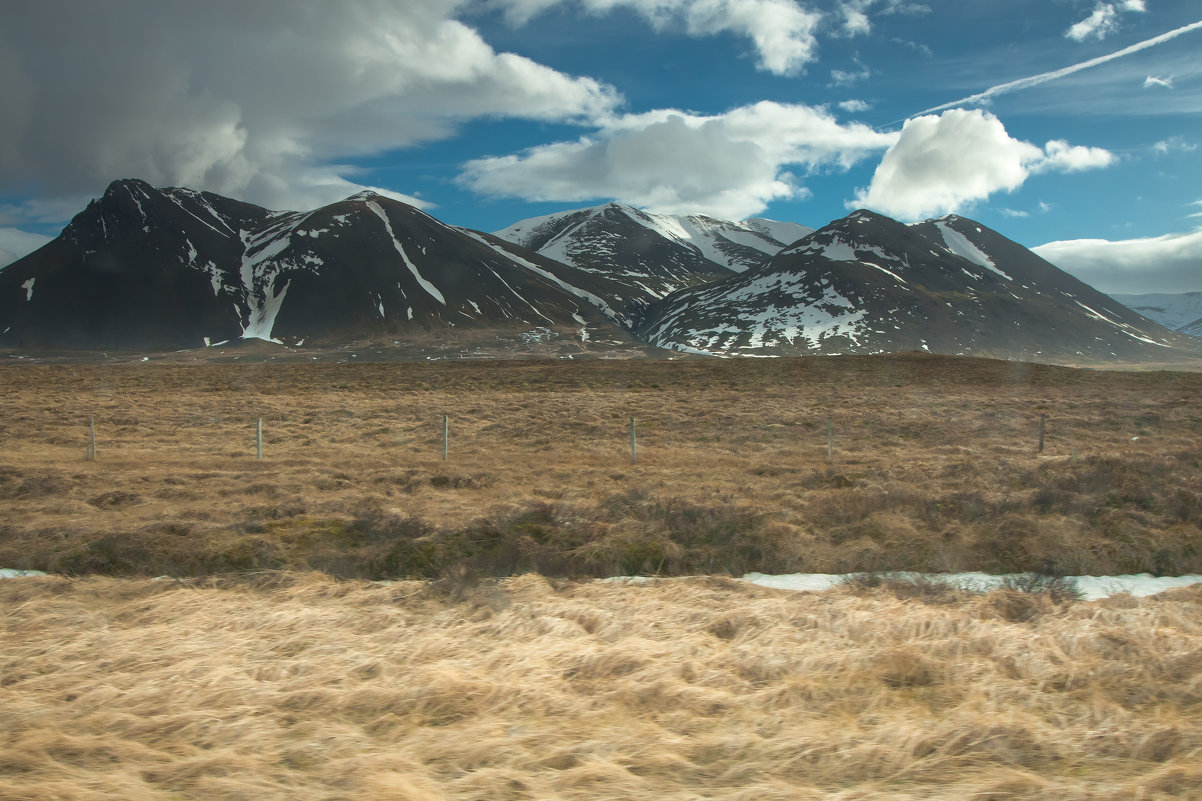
[[494, 202, 812, 310], [5, 181, 1198, 365], [1109, 291, 1202, 334], [0, 180, 638, 350], [637, 209, 1199, 362]]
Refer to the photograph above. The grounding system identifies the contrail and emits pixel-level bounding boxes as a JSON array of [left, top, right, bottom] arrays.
[[916, 18, 1202, 116]]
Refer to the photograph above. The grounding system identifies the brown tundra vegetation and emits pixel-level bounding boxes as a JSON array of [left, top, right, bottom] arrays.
[[2, 572, 1201, 800], [0, 353, 1200, 579], [2, 354, 1201, 799]]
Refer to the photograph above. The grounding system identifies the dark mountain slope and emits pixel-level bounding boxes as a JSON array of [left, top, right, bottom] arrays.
[[0, 181, 635, 350], [637, 210, 1199, 362]]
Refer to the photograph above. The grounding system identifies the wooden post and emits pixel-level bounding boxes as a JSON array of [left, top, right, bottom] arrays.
[[442, 414, 449, 461], [827, 416, 833, 465], [630, 416, 637, 464], [257, 418, 263, 460], [87, 416, 95, 461], [1038, 414, 1046, 453]]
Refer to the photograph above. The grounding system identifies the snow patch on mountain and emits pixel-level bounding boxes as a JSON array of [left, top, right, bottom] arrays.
[[1073, 300, 1171, 347], [241, 277, 291, 342], [495, 202, 808, 277], [164, 190, 232, 237], [863, 262, 908, 286], [1109, 291, 1202, 332], [461, 230, 622, 324], [743, 218, 814, 248], [238, 226, 296, 342], [934, 219, 1011, 280], [366, 201, 445, 305]]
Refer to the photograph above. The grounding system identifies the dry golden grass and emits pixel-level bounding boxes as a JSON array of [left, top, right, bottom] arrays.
[[2, 572, 1201, 800], [1, 354, 1200, 577]]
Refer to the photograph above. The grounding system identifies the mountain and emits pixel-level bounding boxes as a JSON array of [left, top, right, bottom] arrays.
[[1109, 291, 1202, 334], [636, 209, 1199, 362], [0, 180, 637, 352], [494, 202, 811, 313], [5, 181, 1198, 365]]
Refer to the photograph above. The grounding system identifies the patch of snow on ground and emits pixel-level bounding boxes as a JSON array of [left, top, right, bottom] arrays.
[[367, 201, 446, 305], [744, 218, 814, 247], [935, 221, 1012, 280], [242, 277, 291, 342], [814, 239, 859, 262], [1073, 300, 1171, 347], [743, 572, 1202, 601], [474, 259, 556, 325], [21, 277, 35, 301], [531, 214, 597, 266], [165, 191, 231, 237], [126, 182, 148, 223], [862, 262, 908, 285], [463, 230, 623, 323], [1110, 291, 1202, 330], [238, 224, 299, 342]]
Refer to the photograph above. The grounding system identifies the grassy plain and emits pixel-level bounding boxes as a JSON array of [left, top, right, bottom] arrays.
[[4, 355, 1202, 799], [1, 353, 1201, 578], [3, 572, 1202, 800]]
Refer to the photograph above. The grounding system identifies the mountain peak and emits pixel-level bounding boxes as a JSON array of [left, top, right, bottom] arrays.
[[102, 178, 156, 200], [343, 190, 387, 203]]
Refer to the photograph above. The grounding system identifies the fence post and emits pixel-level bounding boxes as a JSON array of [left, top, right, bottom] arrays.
[[443, 414, 449, 461], [87, 416, 95, 461], [827, 415, 833, 465], [257, 418, 263, 460], [630, 416, 637, 464], [1038, 414, 1046, 453]]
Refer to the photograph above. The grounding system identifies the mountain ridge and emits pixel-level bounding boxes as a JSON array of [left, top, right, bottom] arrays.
[[4, 180, 1199, 365], [636, 209, 1199, 362], [0, 179, 638, 352], [494, 202, 812, 310]]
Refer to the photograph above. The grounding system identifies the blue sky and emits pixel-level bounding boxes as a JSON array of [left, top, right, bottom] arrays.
[[0, 0, 1199, 292]]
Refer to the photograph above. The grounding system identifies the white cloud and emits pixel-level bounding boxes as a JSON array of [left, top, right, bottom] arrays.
[[839, 1, 872, 36], [1033, 230, 1202, 294], [1190, 200, 1202, 219], [0, 2, 619, 215], [0, 228, 53, 268], [836, 0, 930, 36], [461, 101, 898, 219], [1144, 75, 1174, 88], [919, 19, 1202, 116], [1067, 4, 1120, 41], [1153, 136, 1198, 154], [851, 109, 1114, 220], [1066, 1, 1144, 42], [830, 61, 872, 86], [493, 0, 822, 75], [1037, 139, 1116, 172], [837, 99, 872, 113]]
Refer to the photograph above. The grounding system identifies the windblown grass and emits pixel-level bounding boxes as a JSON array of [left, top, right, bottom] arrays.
[[1, 354, 1200, 578], [2, 573, 1201, 799]]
